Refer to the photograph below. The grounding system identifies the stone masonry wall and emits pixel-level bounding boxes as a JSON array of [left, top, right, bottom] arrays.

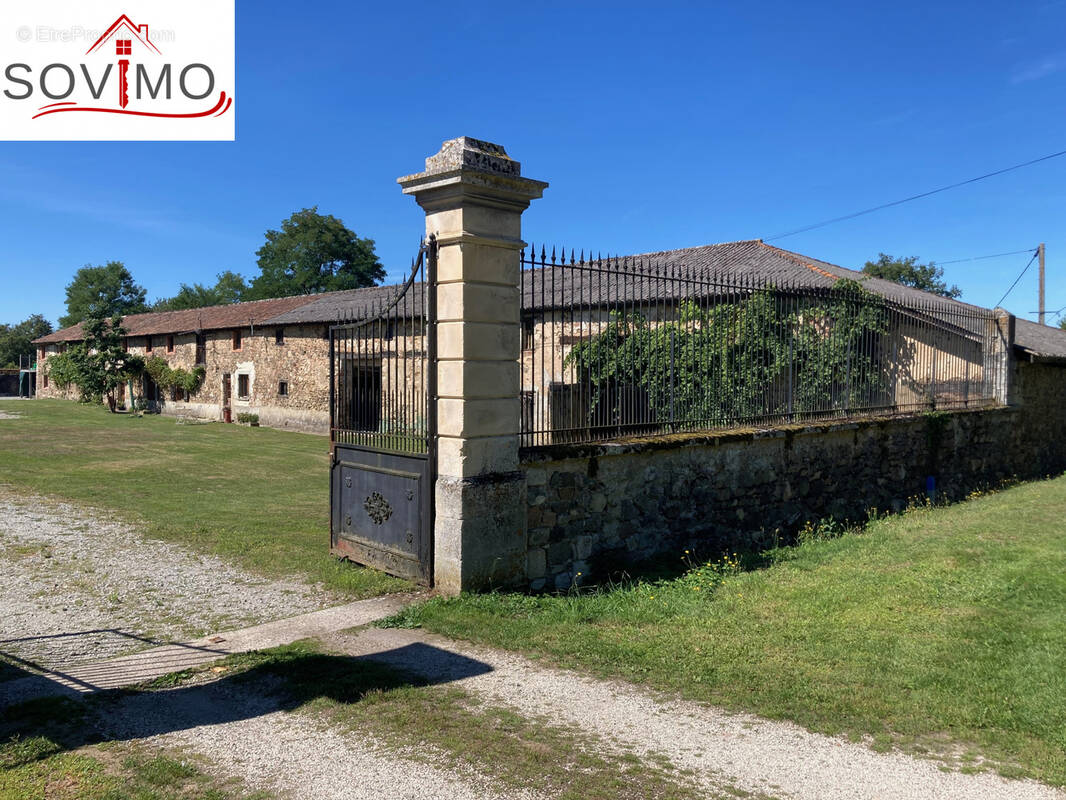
[[36, 324, 332, 433], [521, 360, 1066, 592]]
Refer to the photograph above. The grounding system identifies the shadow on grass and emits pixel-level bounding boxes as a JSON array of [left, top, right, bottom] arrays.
[[0, 642, 493, 768]]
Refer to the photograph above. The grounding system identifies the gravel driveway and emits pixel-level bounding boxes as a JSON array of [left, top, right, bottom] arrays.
[[5, 488, 1064, 800], [0, 493, 336, 671], [71, 626, 1066, 800]]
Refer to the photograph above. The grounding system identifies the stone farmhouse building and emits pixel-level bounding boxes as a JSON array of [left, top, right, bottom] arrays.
[[34, 240, 1066, 436]]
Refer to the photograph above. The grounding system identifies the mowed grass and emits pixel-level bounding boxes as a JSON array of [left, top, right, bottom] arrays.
[[390, 476, 1066, 785], [0, 398, 406, 597]]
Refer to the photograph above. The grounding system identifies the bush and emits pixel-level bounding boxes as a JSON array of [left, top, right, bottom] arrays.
[[236, 412, 259, 425]]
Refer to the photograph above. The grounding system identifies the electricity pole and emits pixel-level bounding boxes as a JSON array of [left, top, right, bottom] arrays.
[[1039, 243, 1046, 325]]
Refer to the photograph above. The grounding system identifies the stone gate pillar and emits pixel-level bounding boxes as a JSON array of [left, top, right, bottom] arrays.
[[399, 137, 547, 594], [990, 308, 1016, 406]]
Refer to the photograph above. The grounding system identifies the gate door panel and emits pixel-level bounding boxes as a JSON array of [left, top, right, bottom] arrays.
[[332, 446, 430, 583], [329, 238, 436, 585]]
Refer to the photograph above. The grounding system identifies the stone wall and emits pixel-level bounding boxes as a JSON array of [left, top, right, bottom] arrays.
[[520, 360, 1066, 591], [36, 324, 332, 433]]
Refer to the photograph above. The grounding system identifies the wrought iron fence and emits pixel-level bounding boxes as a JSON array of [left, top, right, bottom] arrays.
[[330, 239, 435, 454], [520, 246, 1004, 448]]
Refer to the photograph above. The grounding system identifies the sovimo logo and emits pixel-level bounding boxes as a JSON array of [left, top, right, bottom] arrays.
[[1, 2, 234, 141]]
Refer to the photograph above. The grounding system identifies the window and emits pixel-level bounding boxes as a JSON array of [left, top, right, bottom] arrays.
[[170, 386, 187, 402], [122, 338, 128, 353], [237, 373, 249, 399], [278, 380, 288, 396], [195, 333, 206, 364], [166, 335, 174, 353], [42, 374, 48, 389], [116, 39, 131, 56], [275, 328, 285, 345], [145, 336, 153, 353], [232, 329, 242, 351]]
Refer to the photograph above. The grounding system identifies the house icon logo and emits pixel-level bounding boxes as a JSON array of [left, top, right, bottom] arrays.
[[85, 15, 162, 110], [0, 3, 235, 141]]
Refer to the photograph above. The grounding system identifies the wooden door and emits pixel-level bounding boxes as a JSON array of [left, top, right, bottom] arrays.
[[222, 373, 232, 422]]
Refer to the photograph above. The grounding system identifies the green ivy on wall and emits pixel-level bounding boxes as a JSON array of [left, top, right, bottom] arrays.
[[564, 279, 891, 428], [144, 356, 206, 396]]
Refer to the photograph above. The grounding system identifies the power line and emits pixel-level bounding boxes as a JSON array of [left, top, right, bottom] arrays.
[[936, 248, 1037, 265], [996, 251, 1041, 308], [765, 148, 1066, 241], [1028, 304, 1066, 318]]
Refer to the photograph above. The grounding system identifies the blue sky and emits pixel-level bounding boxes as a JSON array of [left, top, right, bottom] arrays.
[[2, 0, 1065, 327]]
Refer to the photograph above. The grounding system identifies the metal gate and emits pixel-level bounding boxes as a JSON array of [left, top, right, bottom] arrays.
[[329, 238, 436, 584]]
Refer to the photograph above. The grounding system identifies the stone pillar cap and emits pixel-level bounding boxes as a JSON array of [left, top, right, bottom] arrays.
[[398, 137, 548, 200], [425, 136, 522, 177]]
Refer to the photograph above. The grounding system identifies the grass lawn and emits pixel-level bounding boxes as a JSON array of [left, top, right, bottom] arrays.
[[0, 398, 406, 597], [389, 475, 1066, 786]]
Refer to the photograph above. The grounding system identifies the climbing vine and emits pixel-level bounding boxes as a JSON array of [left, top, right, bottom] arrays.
[[144, 356, 206, 396], [564, 279, 891, 428]]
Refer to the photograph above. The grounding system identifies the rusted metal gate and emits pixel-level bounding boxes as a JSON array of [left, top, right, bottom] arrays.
[[329, 238, 436, 584]]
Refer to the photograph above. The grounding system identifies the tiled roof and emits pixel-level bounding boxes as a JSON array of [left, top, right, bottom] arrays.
[[264, 282, 426, 325], [34, 239, 1066, 359], [33, 295, 319, 344], [1013, 318, 1066, 361]]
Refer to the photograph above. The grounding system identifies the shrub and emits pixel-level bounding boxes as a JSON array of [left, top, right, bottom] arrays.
[[236, 412, 259, 425]]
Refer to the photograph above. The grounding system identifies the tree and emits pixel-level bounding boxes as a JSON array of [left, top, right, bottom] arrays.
[[153, 271, 249, 311], [46, 314, 144, 412], [60, 262, 148, 328], [1058, 317, 1066, 332], [862, 254, 961, 299], [248, 207, 384, 299], [0, 314, 52, 367]]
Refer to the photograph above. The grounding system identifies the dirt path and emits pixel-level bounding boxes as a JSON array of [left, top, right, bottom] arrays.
[[0, 493, 336, 670]]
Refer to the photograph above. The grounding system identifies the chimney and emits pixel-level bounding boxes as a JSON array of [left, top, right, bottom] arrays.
[[138, 24, 149, 39]]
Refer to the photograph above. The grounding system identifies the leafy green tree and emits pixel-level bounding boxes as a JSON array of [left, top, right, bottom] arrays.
[[862, 254, 960, 299], [60, 262, 148, 328], [154, 271, 249, 311], [248, 207, 384, 299], [0, 314, 52, 367], [1058, 317, 1066, 332], [46, 314, 144, 411]]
